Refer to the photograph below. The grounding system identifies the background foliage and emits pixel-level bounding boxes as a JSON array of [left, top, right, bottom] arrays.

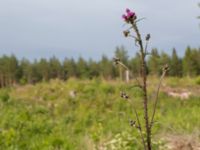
[[0, 78, 199, 149], [0, 46, 200, 88]]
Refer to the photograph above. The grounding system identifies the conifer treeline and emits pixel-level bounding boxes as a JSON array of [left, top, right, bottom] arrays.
[[0, 46, 199, 87]]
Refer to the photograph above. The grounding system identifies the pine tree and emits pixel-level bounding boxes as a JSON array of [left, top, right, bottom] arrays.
[[170, 48, 182, 76], [62, 58, 77, 79], [20, 58, 33, 84], [100, 55, 115, 80], [88, 59, 100, 79], [49, 56, 62, 79], [76, 57, 89, 79], [187, 48, 200, 76], [159, 51, 171, 76], [115, 46, 129, 65], [0, 56, 5, 87], [148, 48, 160, 76], [129, 52, 141, 77], [182, 46, 199, 76], [9, 55, 19, 85], [38, 58, 50, 81]]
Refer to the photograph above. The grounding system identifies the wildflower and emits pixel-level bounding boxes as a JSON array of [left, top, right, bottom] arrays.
[[127, 11, 135, 18], [122, 14, 128, 21], [126, 8, 131, 13], [122, 8, 136, 23]]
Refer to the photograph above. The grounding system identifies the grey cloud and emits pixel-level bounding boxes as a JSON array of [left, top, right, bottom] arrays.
[[0, 0, 199, 60]]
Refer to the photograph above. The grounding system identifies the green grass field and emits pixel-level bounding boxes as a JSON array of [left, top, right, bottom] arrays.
[[0, 77, 200, 150]]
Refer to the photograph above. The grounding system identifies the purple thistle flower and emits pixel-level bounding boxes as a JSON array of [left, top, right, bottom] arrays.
[[127, 11, 135, 18], [122, 8, 136, 23], [122, 14, 128, 20], [126, 8, 131, 13]]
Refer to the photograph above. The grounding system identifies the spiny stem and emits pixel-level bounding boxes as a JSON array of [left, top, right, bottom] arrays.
[[150, 68, 167, 128], [117, 61, 129, 70], [144, 41, 149, 55], [132, 22, 152, 150], [133, 107, 147, 150], [128, 99, 147, 150]]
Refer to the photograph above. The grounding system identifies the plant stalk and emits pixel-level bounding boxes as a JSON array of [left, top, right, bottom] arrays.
[[133, 23, 152, 150], [150, 67, 167, 128], [128, 99, 147, 150]]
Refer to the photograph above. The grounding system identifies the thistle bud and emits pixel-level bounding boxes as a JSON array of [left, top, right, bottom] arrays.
[[146, 34, 151, 41], [120, 91, 129, 100], [123, 30, 130, 37], [162, 64, 169, 72], [113, 57, 120, 65], [129, 120, 136, 127]]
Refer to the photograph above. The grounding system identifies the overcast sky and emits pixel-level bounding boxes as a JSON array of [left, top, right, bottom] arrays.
[[0, 0, 199, 60]]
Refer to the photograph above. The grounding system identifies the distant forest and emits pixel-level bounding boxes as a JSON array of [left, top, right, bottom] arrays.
[[0, 46, 200, 87]]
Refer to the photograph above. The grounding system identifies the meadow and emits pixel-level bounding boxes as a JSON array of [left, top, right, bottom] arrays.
[[0, 77, 200, 150]]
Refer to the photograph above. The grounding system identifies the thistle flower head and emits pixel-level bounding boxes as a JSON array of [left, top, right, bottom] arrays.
[[127, 11, 135, 18], [122, 8, 136, 23], [126, 8, 131, 13], [122, 14, 128, 20]]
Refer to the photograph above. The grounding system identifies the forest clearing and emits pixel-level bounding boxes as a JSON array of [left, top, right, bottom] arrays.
[[0, 77, 199, 149]]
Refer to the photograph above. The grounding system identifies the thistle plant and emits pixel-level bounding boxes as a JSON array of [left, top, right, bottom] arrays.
[[114, 8, 169, 150]]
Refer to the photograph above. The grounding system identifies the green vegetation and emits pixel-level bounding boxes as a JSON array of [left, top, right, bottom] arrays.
[[0, 78, 199, 149], [0, 46, 200, 88]]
